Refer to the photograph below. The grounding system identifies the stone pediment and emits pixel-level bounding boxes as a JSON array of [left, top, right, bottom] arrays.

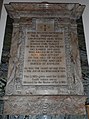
[[5, 2, 85, 19]]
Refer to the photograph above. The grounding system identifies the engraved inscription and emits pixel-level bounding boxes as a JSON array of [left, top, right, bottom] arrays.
[[23, 32, 67, 85]]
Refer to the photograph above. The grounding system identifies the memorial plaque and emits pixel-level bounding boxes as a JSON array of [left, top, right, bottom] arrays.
[[3, 3, 87, 115], [23, 31, 67, 85]]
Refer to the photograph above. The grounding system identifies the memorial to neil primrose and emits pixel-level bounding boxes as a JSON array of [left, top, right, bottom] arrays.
[[0, 2, 89, 119]]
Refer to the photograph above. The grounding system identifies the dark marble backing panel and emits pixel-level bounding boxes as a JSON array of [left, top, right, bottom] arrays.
[[0, 115, 87, 119], [0, 15, 13, 114], [0, 0, 3, 18], [0, 15, 13, 97], [77, 17, 89, 103]]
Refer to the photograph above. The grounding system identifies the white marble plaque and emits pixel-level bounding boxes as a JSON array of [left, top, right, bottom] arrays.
[[22, 31, 67, 85]]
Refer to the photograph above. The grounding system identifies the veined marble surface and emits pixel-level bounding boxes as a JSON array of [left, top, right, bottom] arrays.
[[3, 96, 86, 115], [1, 2, 88, 116], [4, 16, 85, 95]]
